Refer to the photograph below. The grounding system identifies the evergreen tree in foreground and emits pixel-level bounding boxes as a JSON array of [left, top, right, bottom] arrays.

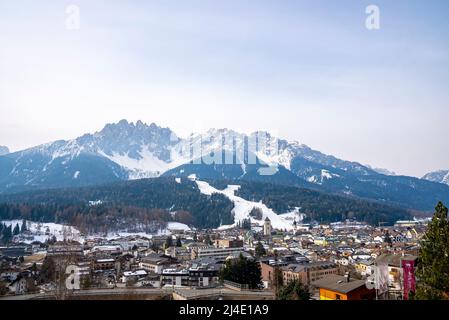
[[384, 230, 393, 247], [415, 202, 449, 300], [13, 223, 20, 236], [1, 225, 12, 243], [219, 254, 263, 289], [39, 257, 56, 284], [21, 219, 27, 233], [277, 280, 311, 300], [255, 242, 266, 258]]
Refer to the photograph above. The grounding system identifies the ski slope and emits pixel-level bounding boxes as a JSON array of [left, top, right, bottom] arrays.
[[195, 180, 302, 231]]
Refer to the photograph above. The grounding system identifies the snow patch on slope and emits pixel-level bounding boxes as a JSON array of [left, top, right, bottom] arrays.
[[307, 169, 340, 185], [99, 148, 171, 179], [444, 172, 449, 185]]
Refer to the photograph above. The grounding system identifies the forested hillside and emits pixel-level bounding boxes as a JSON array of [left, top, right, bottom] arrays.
[[0, 177, 412, 229], [0, 178, 235, 230], [208, 180, 412, 225]]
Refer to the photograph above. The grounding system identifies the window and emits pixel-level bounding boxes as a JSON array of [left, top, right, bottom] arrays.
[[335, 294, 341, 300]]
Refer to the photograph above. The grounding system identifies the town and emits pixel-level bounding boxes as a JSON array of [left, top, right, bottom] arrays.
[[0, 215, 430, 300]]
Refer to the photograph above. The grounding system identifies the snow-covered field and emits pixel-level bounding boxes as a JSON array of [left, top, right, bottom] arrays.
[[100, 222, 191, 240], [166, 222, 191, 232], [2, 220, 191, 244], [2, 220, 83, 244], [195, 180, 304, 231], [278, 208, 306, 221]]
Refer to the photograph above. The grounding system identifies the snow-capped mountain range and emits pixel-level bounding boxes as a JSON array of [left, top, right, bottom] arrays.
[[0, 120, 448, 211], [0, 119, 371, 187], [422, 170, 449, 186]]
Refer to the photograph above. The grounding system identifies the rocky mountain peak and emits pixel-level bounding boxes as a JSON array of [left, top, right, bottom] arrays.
[[422, 170, 449, 186]]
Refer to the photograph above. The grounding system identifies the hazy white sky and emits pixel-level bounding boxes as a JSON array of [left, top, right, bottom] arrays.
[[0, 0, 448, 177]]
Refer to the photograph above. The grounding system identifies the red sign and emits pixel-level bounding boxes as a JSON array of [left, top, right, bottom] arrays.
[[402, 259, 416, 300]]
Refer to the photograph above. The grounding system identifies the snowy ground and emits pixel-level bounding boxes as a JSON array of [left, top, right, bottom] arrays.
[[2, 220, 84, 244], [98, 222, 191, 240], [166, 222, 191, 232], [278, 208, 306, 221], [2, 220, 191, 244], [195, 180, 304, 231], [89, 222, 191, 240]]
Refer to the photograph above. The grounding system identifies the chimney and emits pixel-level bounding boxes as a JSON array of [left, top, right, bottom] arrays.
[[344, 272, 350, 282]]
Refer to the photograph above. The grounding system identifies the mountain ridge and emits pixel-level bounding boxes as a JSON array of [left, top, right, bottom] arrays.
[[422, 170, 449, 186], [0, 119, 448, 212]]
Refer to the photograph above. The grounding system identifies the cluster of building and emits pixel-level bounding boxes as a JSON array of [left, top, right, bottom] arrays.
[[0, 217, 428, 300]]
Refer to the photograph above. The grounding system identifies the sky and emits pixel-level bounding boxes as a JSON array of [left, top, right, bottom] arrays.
[[0, 0, 448, 177]]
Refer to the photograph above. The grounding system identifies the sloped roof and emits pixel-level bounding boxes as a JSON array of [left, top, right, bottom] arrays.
[[312, 275, 369, 294]]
